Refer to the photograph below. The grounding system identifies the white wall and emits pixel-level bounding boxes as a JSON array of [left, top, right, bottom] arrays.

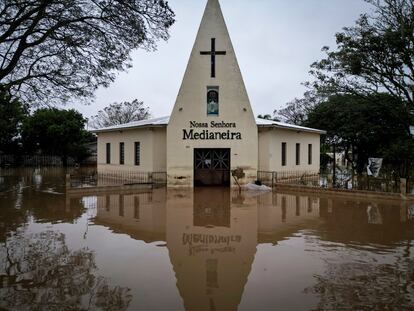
[[97, 127, 167, 173], [152, 128, 167, 172], [258, 128, 321, 173]]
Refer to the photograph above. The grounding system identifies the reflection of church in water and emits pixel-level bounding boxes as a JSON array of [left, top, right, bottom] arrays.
[[91, 188, 413, 310], [166, 188, 257, 311], [93, 188, 324, 311]]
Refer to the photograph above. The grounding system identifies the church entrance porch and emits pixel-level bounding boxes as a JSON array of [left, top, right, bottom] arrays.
[[194, 149, 231, 187]]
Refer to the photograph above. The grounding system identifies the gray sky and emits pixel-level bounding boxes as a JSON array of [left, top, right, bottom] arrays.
[[71, 0, 372, 121]]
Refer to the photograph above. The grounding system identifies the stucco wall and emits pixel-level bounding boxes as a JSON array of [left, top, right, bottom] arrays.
[[97, 127, 166, 173], [258, 130, 271, 172], [152, 128, 167, 171], [258, 128, 321, 173]]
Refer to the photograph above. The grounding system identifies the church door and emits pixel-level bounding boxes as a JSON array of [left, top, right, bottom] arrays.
[[194, 149, 231, 187]]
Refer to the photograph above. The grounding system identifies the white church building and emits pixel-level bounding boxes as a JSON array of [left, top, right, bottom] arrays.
[[93, 0, 325, 187]]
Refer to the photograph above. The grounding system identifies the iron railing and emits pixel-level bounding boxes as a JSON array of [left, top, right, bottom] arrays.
[[0, 155, 76, 167], [408, 178, 414, 195], [257, 170, 320, 188], [351, 176, 400, 193], [69, 170, 167, 188], [257, 171, 277, 188], [0, 154, 98, 167], [257, 170, 409, 194]]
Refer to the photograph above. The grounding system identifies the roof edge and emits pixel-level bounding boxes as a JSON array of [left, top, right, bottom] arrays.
[[91, 124, 167, 133], [257, 124, 327, 135]]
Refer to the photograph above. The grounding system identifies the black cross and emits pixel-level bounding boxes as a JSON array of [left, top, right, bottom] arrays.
[[200, 38, 226, 78]]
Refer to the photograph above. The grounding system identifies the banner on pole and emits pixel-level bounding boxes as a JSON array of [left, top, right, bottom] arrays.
[[367, 158, 383, 177]]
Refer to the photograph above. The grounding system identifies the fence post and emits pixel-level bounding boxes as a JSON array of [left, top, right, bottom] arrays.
[[400, 178, 407, 198], [66, 174, 71, 190]]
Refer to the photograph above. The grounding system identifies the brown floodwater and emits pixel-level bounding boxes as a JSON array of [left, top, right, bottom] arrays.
[[0, 168, 414, 311]]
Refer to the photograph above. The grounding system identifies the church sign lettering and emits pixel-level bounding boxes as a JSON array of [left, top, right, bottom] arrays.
[[183, 121, 242, 140], [182, 232, 242, 256], [182, 233, 242, 245]]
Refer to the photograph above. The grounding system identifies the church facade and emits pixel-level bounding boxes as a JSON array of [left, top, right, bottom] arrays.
[[93, 0, 325, 187]]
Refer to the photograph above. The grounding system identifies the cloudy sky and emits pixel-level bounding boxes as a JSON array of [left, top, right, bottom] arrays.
[[71, 0, 372, 121]]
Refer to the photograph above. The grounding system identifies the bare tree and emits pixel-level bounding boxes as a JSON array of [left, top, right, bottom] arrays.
[[90, 99, 151, 128], [275, 91, 321, 125], [257, 114, 280, 121], [0, 0, 175, 106]]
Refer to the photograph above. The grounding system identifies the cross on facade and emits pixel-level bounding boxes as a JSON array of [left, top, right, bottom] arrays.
[[200, 38, 226, 78]]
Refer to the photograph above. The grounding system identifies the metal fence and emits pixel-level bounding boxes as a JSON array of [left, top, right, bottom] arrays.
[[257, 170, 409, 194], [0, 155, 14, 166], [350, 176, 400, 193], [257, 171, 320, 188], [69, 170, 167, 188], [408, 178, 414, 195], [0, 155, 76, 167], [257, 171, 277, 188]]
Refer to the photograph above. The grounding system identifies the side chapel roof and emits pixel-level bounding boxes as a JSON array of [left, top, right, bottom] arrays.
[[91, 116, 326, 134]]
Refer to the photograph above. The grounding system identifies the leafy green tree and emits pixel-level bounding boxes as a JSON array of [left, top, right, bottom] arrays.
[[21, 108, 90, 164], [382, 136, 414, 178], [305, 94, 414, 176], [0, 0, 175, 106], [309, 0, 414, 110], [90, 99, 150, 129], [0, 88, 28, 153]]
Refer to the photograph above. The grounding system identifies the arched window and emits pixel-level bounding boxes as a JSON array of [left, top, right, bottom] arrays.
[[207, 87, 219, 116]]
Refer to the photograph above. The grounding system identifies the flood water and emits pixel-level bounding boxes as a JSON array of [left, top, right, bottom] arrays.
[[1, 168, 414, 311]]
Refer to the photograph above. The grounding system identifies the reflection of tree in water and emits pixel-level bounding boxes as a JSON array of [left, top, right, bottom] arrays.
[[318, 199, 413, 245], [0, 231, 131, 310], [306, 243, 414, 310], [0, 194, 86, 243]]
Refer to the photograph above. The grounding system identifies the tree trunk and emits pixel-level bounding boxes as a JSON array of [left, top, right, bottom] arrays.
[[333, 143, 336, 188], [62, 155, 68, 167]]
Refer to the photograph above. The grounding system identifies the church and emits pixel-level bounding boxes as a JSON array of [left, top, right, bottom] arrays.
[[93, 0, 325, 187]]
